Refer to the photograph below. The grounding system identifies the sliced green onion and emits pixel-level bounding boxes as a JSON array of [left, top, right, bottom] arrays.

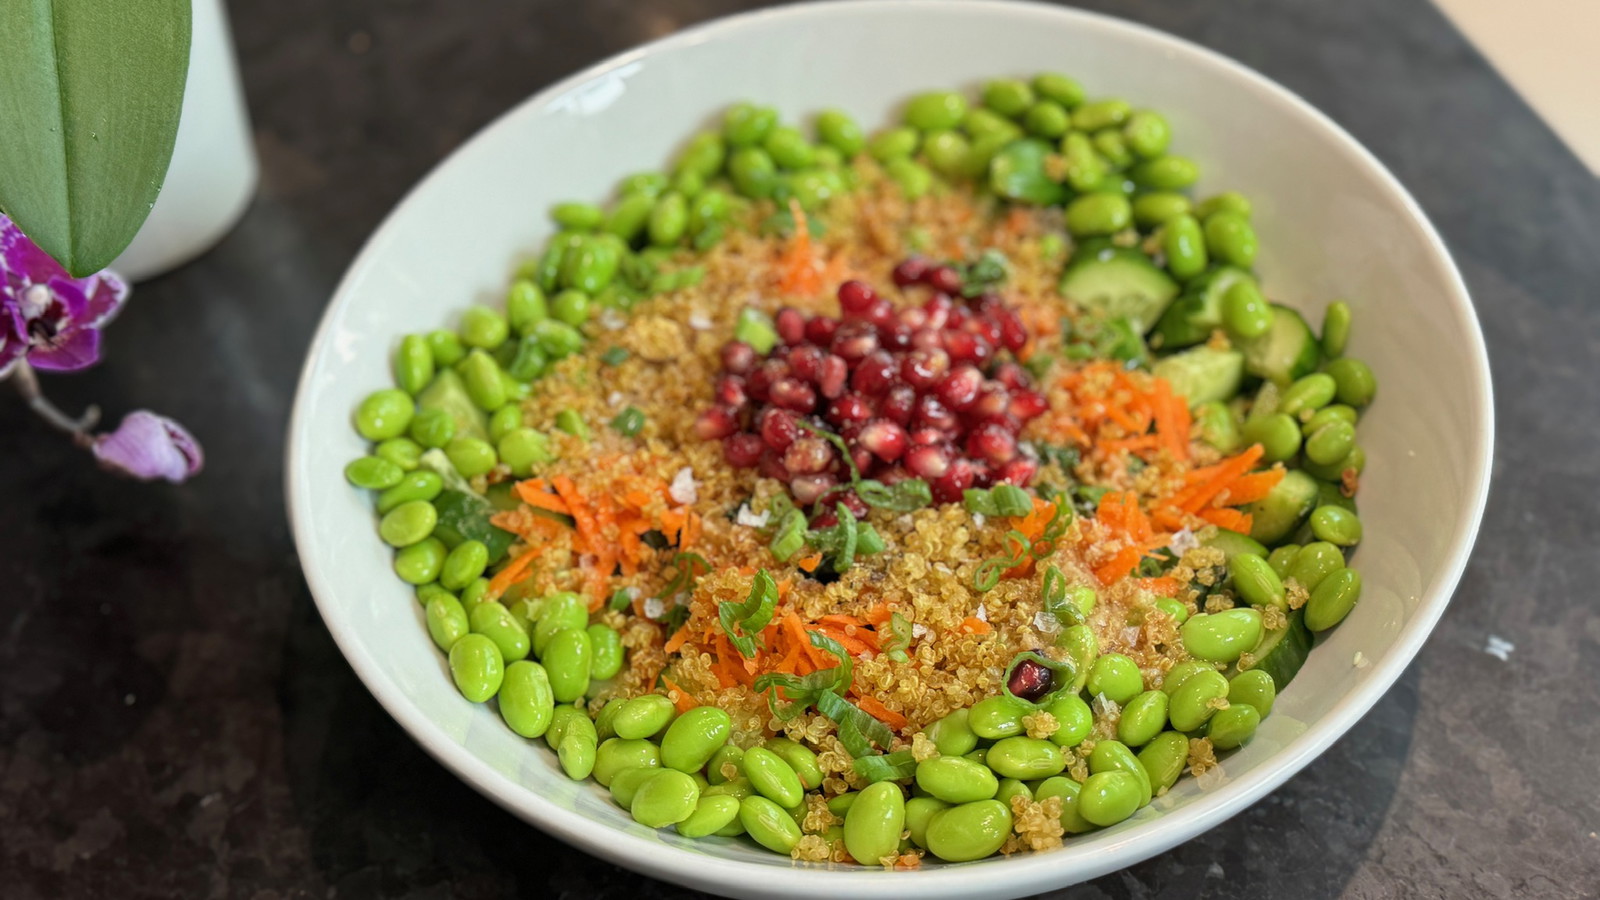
[[817, 689, 893, 758], [963, 488, 999, 516], [555, 409, 590, 441], [973, 530, 1032, 591], [610, 406, 646, 437], [856, 523, 885, 556], [991, 484, 1033, 517], [853, 749, 917, 784], [608, 588, 632, 612], [770, 509, 807, 561], [733, 307, 778, 354], [833, 503, 858, 573], [599, 346, 630, 366]]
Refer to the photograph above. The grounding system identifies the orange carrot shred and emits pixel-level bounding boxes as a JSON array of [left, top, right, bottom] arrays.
[[855, 696, 909, 731]]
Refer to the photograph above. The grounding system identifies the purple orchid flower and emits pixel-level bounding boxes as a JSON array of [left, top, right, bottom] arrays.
[[1, 212, 129, 375], [92, 411, 205, 482]]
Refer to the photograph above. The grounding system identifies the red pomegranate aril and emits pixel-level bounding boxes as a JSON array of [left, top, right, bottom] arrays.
[[900, 307, 928, 329], [857, 419, 909, 462], [900, 347, 951, 390], [850, 445, 874, 474], [834, 491, 870, 520], [775, 307, 806, 345], [947, 306, 971, 329], [1007, 657, 1054, 702], [993, 362, 1031, 391], [968, 335, 995, 366], [876, 464, 911, 485], [880, 322, 914, 351], [830, 322, 879, 361], [791, 473, 838, 506], [969, 460, 994, 489], [827, 393, 874, 424], [784, 436, 834, 475], [905, 444, 952, 480], [759, 407, 801, 451], [818, 355, 848, 399], [838, 279, 878, 316], [721, 341, 757, 375], [910, 327, 943, 351], [788, 345, 825, 382], [910, 427, 944, 447], [942, 329, 979, 363], [892, 256, 931, 287], [998, 458, 1039, 486], [913, 394, 959, 432], [696, 407, 739, 440], [996, 307, 1028, 351], [930, 458, 975, 503], [935, 365, 984, 411], [967, 316, 1003, 346], [723, 433, 764, 467], [927, 265, 963, 295], [1009, 389, 1049, 421], [923, 294, 953, 329], [758, 450, 792, 481], [810, 509, 839, 530], [967, 422, 1018, 465], [851, 351, 897, 395], [715, 374, 748, 408], [805, 315, 839, 345], [865, 299, 897, 329], [969, 383, 1011, 420], [769, 377, 818, 413], [883, 386, 916, 425]]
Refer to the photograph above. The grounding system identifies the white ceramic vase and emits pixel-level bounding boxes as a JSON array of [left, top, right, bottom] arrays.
[[112, 0, 257, 282]]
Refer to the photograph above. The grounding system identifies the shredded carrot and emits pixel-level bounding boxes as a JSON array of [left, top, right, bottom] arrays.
[[663, 625, 692, 655], [959, 616, 992, 635], [486, 550, 536, 600], [855, 696, 909, 731], [660, 676, 699, 713], [1135, 576, 1182, 597], [796, 552, 823, 573], [776, 199, 824, 296]]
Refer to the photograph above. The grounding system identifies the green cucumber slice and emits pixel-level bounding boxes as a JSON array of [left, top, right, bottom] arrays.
[[416, 368, 490, 442], [1246, 469, 1319, 545], [432, 489, 515, 563], [1149, 267, 1255, 350], [1151, 346, 1245, 406], [1241, 609, 1312, 691], [1204, 529, 1268, 561], [1237, 304, 1320, 385], [1060, 243, 1179, 333]]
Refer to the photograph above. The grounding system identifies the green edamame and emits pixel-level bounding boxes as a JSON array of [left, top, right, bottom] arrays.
[[1162, 215, 1208, 281], [345, 456, 404, 491], [379, 499, 437, 548], [1229, 668, 1277, 717], [927, 708, 979, 756], [408, 407, 455, 448], [1116, 690, 1170, 747], [764, 738, 824, 791], [986, 736, 1065, 781], [1071, 98, 1130, 131], [843, 780, 905, 866], [1322, 301, 1352, 357], [1169, 668, 1230, 732], [425, 329, 466, 367], [1326, 357, 1377, 407], [740, 795, 802, 853], [905, 797, 950, 849], [1057, 624, 1098, 693], [604, 192, 655, 241], [441, 540, 489, 591], [675, 131, 727, 178], [741, 746, 804, 808], [542, 628, 592, 702], [968, 695, 1030, 739], [498, 660, 555, 738], [355, 389, 415, 441], [610, 765, 662, 809], [1222, 280, 1273, 339], [394, 537, 447, 585], [457, 350, 508, 412], [1305, 420, 1357, 467], [631, 769, 699, 828], [904, 91, 967, 131], [1306, 567, 1362, 631], [1131, 155, 1199, 190], [1046, 693, 1094, 747], [677, 794, 742, 838], [444, 435, 497, 479], [1137, 731, 1190, 794], [1077, 771, 1142, 827], [394, 334, 434, 395], [460, 305, 509, 350], [815, 109, 864, 155], [448, 633, 504, 703], [1242, 412, 1302, 463], [1035, 776, 1095, 834], [1310, 505, 1363, 546], [1122, 110, 1171, 158], [425, 594, 469, 653], [533, 592, 588, 656], [1202, 212, 1258, 268], [1267, 544, 1302, 578], [1230, 553, 1287, 609], [374, 437, 423, 471], [660, 706, 731, 773], [613, 693, 675, 740], [706, 744, 745, 784], [1161, 659, 1215, 696], [1087, 653, 1143, 705], [1180, 608, 1263, 664], [585, 624, 623, 680], [1131, 191, 1190, 227], [1156, 597, 1190, 624], [1280, 373, 1338, 416], [1033, 73, 1084, 108], [498, 428, 554, 477], [915, 755, 998, 804], [1065, 192, 1133, 237], [1089, 739, 1152, 807], [469, 600, 530, 662], [1207, 703, 1261, 750], [723, 102, 777, 147], [925, 799, 1012, 862], [1023, 100, 1070, 138]]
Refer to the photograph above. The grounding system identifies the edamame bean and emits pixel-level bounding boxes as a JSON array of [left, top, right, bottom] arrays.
[[723, 102, 776, 146], [610, 765, 662, 809], [1123, 110, 1171, 158], [1065, 192, 1133, 236], [916, 755, 998, 804], [542, 628, 592, 702], [1322, 301, 1352, 357], [593, 736, 659, 786], [922, 130, 973, 178], [425, 594, 469, 652], [1222, 280, 1273, 339], [1207, 703, 1261, 750], [1310, 506, 1363, 546], [1090, 739, 1152, 804], [1092, 129, 1134, 169], [498, 660, 555, 738], [996, 778, 1033, 806], [905, 797, 949, 848], [762, 126, 814, 171], [728, 147, 778, 199], [618, 171, 668, 198], [561, 238, 621, 295], [394, 334, 435, 395], [1131, 155, 1199, 190], [1035, 776, 1095, 834], [345, 456, 404, 491], [981, 78, 1034, 117], [469, 601, 530, 662], [498, 428, 553, 477], [1169, 668, 1230, 732], [1229, 669, 1277, 717], [1057, 624, 1098, 692], [1057, 131, 1105, 192], [1162, 214, 1208, 280], [448, 633, 503, 702], [1033, 73, 1084, 108], [631, 769, 699, 827], [550, 202, 603, 230], [904, 91, 967, 131], [1046, 694, 1094, 747], [1288, 542, 1345, 592], [415, 580, 453, 609], [1023, 100, 1070, 138], [379, 499, 437, 548], [487, 405, 521, 443], [925, 799, 1012, 862], [1202, 212, 1258, 268], [1196, 191, 1253, 219], [1242, 412, 1302, 463], [1280, 373, 1338, 416], [839, 780, 905, 864], [1156, 598, 1190, 624], [740, 795, 802, 853], [764, 738, 824, 791], [546, 704, 593, 751], [647, 192, 689, 247], [926, 708, 979, 757], [374, 437, 423, 471], [441, 540, 489, 591], [1326, 357, 1377, 407], [1131, 191, 1190, 227], [355, 389, 415, 441], [742, 746, 803, 808], [867, 126, 919, 162], [460, 305, 509, 350], [884, 158, 932, 199], [1161, 659, 1215, 696], [551, 290, 590, 328], [1305, 420, 1357, 466], [815, 109, 864, 155], [444, 435, 497, 478], [1087, 653, 1143, 705], [703, 777, 754, 801], [676, 794, 742, 838], [533, 592, 587, 655], [1305, 403, 1358, 432], [1078, 771, 1141, 827], [986, 737, 1065, 780], [1267, 545, 1302, 578], [658, 705, 731, 773], [968, 695, 1030, 739], [407, 407, 454, 448], [1116, 690, 1170, 747], [426, 329, 466, 367], [457, 350, 508, 412], [395, 537, 447, 585], [1230, 553, 1287, 609], [604, 192, 654, 241], [675, 131, 726, 178], [1071, 98, 1130, 131], [1180, 609, 1263, 664], [585, 624, 623, 680], [706, 744, 745, 784], [1137, 731, 1190, 794], [1306, 567, 1362, 631]]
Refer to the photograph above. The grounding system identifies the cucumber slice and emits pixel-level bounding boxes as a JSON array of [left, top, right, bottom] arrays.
[[1240, 609, 1312, 691], [416, 368, 490, 442], [1151, 346, 1244, 406], [1237, 304, 1320, 385], [1246, 469, 1319, 545], [1060, 243, 1179, 333], [433, 488, 515, 563], [1204, 529, 1268, 561], [1149, 267, 1254, 350]]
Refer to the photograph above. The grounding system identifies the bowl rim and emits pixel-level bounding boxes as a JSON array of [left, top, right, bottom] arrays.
[[285, 1, 1494, 896]]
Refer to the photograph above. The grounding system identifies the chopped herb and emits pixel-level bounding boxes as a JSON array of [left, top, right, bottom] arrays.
[[718, 569, 777, 658], [1041, 565, 1084, 627], [662, 552, 712, 600], [990, 484, 1034, 517], [973, 530, 1031, 591], [816, 689, 894, 758], [963, 488, 1000, 516], [853, 749, 918, 784], [733, 308, 778, 355], [610, 406, 646, 437], [881, 612, 913, 663], [769, 508, 808, 561], [607, 588, 632, 612], [953, 249, 1010, 297], [753, 630, 854, 718]]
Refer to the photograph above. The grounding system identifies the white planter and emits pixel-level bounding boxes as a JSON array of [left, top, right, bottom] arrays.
[[112, 0, 257, 282]]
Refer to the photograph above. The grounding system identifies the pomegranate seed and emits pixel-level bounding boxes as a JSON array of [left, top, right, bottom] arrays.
[[930, 458, 975, 503], [922, 294, 952, 329], [715, 374, 748, 408], [758, 450, 791, 481], [967, 422, 1018, 465], [910, 427, 944, 446], [905, 444, 952, 480], [857, 419, 909, 462], [998, 458, 1039, 486], [882, 386, 916, 424], [865, 299, 897, 329], [970, 460, 995, 489], [759, 407, 800, 451], [927, 265, 963, 295], [996, 307, 1028, 351], [805, 316, 839, 345], [791, 473, 838, 506], [769, 377, 817, 413], [1008, 656, 1054, 702], [892, 256, 931, 287], [969, 336, 995, 366], [877, 465, 911, 485], [968, 316, 1002, 346], [948, 306, 971, 329], [852, 351, 897, 395], [838, 280, 877, 316], [775, 307, 807, 345], [721, 341, 757, 375], [1009, 389, 1049, 421], [879, 322, 914, 351], [943, 330, 980, 363], [695, 407, 739, 440], [784, 437, 834, 474], [900, 348, 951, 390], [826, 393, 873, 424], [830, 322, 879, 361], [810, 509, 839, 529], [747, 360, 785, 402], [836, 491, 870, 520], [788, 345, 825, 382], [969, 383, 1011, 420], [935, 365, 984, 411], [723, 433, 764, 467], [910, 327, 943, 351], [913, 394, 959, 432], [971, 292, 1002, 315], [818, 355, 849, 399], [993, 362, 1032, 391], [900, 307, 928, 329], [850, 445, 874, 474]]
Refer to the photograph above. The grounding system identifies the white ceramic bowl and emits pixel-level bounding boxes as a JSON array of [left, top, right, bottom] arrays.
[[286, 2, 1493, 897]]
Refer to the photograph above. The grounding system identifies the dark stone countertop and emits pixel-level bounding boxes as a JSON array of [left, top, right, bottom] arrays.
[[3, 0, 1597, 897]]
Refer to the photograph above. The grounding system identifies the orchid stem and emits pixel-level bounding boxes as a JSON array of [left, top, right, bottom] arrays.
[[8, 361, 100, 446]]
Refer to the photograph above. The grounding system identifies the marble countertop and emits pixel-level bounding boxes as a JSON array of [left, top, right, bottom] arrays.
[[2, 0, 1597, 897]]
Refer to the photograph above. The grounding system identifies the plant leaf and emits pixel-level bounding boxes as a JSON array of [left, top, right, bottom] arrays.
[[0, 0, 191, 276]]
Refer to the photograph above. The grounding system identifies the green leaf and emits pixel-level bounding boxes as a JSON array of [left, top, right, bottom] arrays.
[[0, 0, 191, 275]]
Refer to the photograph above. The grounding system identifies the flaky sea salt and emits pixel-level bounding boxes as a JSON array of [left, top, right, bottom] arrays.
[[972, 513, 987, 528], [643, 597, 666, 620], [669, 466, 698, 504], [599, 309, 626, 331], [975, 603, 988, 622], [688, 309, 712, 330], [1033, 610, 1061, 633], [912, 623, 930, 639], [736, 504, 770, 527], [1169, 527, 1199, 555]]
